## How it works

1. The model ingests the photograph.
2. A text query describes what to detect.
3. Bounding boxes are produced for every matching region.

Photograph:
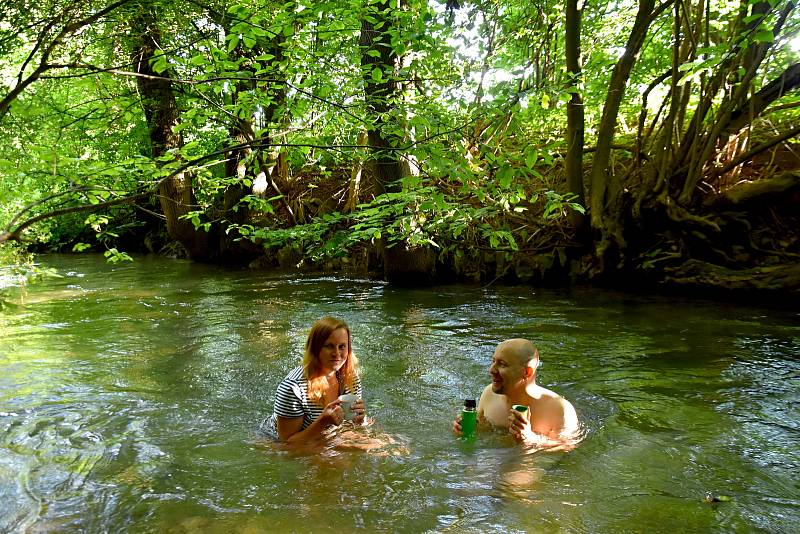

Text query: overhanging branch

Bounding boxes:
[1,191,152,244]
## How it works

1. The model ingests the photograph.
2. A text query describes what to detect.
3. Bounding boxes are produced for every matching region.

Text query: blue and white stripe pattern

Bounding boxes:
[261,366,362,439]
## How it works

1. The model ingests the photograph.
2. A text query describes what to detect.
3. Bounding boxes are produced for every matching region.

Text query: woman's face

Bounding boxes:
[317,327,350,374]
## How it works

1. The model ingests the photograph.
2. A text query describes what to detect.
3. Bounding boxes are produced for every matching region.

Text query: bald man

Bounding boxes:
[453,339,579,447]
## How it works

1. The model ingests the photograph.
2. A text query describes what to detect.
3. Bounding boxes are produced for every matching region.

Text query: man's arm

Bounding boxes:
[511,397,579,448]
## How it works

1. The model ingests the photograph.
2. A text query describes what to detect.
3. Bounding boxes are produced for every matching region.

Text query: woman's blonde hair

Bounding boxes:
[303,316,360,406]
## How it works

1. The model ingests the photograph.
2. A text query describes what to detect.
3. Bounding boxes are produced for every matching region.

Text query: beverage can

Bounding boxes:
[511,404,529,421]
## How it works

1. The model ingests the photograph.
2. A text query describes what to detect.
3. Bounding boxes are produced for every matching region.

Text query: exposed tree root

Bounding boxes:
[708,171,800,206]
[663,259,800,293]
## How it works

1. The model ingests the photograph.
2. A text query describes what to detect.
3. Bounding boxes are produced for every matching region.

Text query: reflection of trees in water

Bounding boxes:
[5,256,800,532]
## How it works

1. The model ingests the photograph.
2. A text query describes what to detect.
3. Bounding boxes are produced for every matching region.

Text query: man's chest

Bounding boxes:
[483,401,511,428]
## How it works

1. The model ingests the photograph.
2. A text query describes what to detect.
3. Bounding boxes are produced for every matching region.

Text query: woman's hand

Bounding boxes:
[322,399,345,427]
[452,414,463,437]
[351,398,367,424]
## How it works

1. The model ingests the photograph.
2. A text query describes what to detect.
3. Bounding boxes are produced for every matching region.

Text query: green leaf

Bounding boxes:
[752,30,773,43]
[371,68,383,82]
[227,35,240,53]
[152,55,168,74]
[104,248,133,263]
[525,150,538,169]
[497,165,514,189]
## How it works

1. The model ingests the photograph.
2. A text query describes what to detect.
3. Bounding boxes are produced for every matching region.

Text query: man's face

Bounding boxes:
[488,343,527,395]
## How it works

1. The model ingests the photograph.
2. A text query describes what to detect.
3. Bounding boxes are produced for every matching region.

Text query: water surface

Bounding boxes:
[1,254,798,532]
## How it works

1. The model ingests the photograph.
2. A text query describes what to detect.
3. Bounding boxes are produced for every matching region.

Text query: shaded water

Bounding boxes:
[1,254,798,533]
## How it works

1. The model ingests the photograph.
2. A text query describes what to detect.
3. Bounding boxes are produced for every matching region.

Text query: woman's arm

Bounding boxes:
[277,399,344,443]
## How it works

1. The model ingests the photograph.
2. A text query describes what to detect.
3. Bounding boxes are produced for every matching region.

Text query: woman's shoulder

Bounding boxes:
[281,366,306,384]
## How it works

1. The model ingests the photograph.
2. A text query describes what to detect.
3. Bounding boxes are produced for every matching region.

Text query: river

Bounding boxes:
[1,254,798,532]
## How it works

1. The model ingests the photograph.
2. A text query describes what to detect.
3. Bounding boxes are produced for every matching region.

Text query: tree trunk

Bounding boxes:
[677,0,795,204]
[132,7,207,259]
[359,0,407,196]
[588,0,657,268]
[724,62,800,134]
[564,0,585,230]
[346,130,370,213]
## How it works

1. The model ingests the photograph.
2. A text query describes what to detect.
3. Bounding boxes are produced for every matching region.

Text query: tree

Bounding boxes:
[359,0,409,195]
[588,0,661,271]
[1,0,798,292]
[564,0,585,229]
[130,3,207,258]
[0,0,133,120]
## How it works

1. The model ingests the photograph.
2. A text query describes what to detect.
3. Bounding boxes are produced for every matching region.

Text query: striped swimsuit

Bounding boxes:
[261,366,363,439]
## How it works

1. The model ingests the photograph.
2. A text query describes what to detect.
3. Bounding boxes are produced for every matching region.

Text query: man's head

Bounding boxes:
[488,338,539,395]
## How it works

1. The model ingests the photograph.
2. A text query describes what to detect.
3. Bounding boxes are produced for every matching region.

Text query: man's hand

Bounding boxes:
[508,408,539,443]
[452,414,463,437]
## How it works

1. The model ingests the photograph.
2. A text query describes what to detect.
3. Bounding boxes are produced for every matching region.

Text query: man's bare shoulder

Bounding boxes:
[477,384,500,411]
[530,385,570,407]
[478,385,511,427]
[527,386,579,434]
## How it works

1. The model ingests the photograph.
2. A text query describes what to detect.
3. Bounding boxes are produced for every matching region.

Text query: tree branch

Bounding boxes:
[724,62,800,133]
[710,123,800,178]
[0,0,134,121]
[1,191,151,244]
[4,186,89,232]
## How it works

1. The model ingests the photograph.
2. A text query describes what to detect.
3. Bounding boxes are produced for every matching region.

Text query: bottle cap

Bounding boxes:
[464,398,476,409]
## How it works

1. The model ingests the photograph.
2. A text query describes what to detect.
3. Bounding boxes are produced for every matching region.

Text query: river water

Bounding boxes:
[1,254,798,533]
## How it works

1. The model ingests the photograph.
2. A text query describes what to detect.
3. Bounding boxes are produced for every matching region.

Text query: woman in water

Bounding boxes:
[262,316,366,443]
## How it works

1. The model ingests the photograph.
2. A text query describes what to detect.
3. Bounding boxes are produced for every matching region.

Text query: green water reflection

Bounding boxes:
[1,254,798,532]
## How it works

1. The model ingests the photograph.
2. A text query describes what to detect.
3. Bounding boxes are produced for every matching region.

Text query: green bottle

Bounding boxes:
[461,398,477,438]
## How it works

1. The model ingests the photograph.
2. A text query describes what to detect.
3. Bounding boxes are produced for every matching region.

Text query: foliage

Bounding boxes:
[0,0,798,285]
[0,243,61,309]
[231,170,584,262]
